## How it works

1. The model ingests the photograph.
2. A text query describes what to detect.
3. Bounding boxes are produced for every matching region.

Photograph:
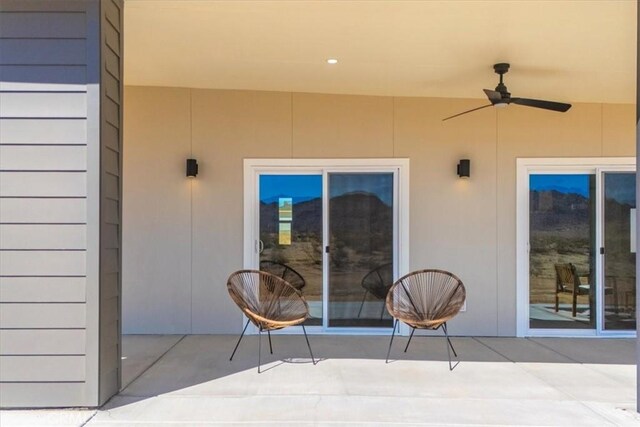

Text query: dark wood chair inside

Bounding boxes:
[554,263,617,318]
[554,263,591,318]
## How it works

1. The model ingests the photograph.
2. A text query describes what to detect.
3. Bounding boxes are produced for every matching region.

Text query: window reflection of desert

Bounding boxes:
[260,191,394,323]
[530,189,635,329]
[261,241,391,302]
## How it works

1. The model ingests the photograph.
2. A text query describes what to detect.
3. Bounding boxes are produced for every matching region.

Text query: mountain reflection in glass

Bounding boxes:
[529,174,596,329]
[259,175,323,325]
[328,173,394,328]
[603,172,636,330]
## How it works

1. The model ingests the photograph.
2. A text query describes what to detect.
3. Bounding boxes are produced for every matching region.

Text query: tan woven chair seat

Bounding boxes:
[243,304,307,330]
[390,310,446,330]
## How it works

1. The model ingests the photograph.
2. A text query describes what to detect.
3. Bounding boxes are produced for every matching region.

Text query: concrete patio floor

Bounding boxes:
[2,334,640,426]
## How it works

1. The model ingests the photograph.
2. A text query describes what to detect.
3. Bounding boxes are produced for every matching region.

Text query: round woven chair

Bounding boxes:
[385,269,466,370]
[259,260,306,291]
[227,270,316,372]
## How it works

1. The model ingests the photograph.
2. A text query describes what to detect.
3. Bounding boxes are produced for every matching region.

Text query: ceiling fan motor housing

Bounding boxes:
[493,63,511,100]
[494,82,510,99]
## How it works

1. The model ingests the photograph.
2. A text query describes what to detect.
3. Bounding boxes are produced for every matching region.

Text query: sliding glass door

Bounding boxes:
[259,174,324,325]
[249,160,407,333]
[602,172,636,331]
[520,159,636,336]
[528,173,596,330]
[327,173,394,328]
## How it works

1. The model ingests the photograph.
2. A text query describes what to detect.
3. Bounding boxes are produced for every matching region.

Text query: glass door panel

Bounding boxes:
[259,175,323,325]
[603,172,636,331]
[529,174,596,330]
[327,173,394,328]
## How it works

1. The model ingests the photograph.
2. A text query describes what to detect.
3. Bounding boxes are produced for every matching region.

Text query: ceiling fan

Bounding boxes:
[442,63,572,121]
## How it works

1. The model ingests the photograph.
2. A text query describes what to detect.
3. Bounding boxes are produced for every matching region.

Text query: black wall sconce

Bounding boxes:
[186,158,198,178]
[457,159,470,178]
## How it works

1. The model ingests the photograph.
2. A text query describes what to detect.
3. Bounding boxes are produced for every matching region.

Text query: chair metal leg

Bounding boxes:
[267,330,273,354]
[441,322,459,371]
[257,326,262,373]
[386,319,398,363]
[379,300,386,320]
[229,318,250,361]
[357,290,368,318]
[301,324,316,365]
[442,323,458,357]
[403,327,416,353]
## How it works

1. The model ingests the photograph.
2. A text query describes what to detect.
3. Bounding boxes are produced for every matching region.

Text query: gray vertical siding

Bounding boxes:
[99,0,123,404]
[0,0,122,407]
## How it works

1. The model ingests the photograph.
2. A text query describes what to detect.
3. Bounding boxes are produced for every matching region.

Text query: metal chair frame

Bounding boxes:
[385,319,459,370]
[229,318,316,374]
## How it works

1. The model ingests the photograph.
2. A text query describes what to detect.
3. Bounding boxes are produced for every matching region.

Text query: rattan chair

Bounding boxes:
[259,260,306,291]
[385,269,466,370]
[357,263,394,319]
[227,270,316,373]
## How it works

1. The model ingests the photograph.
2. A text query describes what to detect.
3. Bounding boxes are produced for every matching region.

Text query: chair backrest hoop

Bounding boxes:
[226,270,309,327]
[386,269,466,327]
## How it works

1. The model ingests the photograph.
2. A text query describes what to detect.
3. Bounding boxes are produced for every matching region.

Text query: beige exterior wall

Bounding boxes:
[123,86,635,336]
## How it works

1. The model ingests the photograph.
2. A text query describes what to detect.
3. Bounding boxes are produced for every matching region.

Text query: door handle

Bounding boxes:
[258,240,264,254]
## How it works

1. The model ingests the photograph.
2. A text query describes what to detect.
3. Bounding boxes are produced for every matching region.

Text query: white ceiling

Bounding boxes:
[124,0,637,104]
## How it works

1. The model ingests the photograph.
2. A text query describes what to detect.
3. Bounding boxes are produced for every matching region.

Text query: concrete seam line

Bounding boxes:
[105,335,188,405]
[471,337,514,363]
[525,337,582,364]
[78,410,99,427]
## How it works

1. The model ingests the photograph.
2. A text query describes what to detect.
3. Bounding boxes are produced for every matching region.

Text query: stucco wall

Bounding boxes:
[122,86,635,336]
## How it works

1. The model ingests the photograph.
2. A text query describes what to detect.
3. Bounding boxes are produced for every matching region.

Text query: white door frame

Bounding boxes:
[243,158,410,335]
[516,157,636,337]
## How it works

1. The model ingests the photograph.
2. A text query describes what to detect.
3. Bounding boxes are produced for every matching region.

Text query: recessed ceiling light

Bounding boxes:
[327,58,338,64]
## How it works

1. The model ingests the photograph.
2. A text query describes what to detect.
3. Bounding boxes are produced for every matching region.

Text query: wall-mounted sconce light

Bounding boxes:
[186,158,198,178]
[457,159,470,178]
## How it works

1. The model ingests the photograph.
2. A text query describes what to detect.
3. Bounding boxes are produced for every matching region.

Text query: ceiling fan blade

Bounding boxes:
[511,97,571,112]
[483,89,503,104]
[442,104,493,122]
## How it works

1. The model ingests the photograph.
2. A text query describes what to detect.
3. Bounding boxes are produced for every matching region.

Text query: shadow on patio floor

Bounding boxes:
[115,334,636,400]
[84,335,640,425]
